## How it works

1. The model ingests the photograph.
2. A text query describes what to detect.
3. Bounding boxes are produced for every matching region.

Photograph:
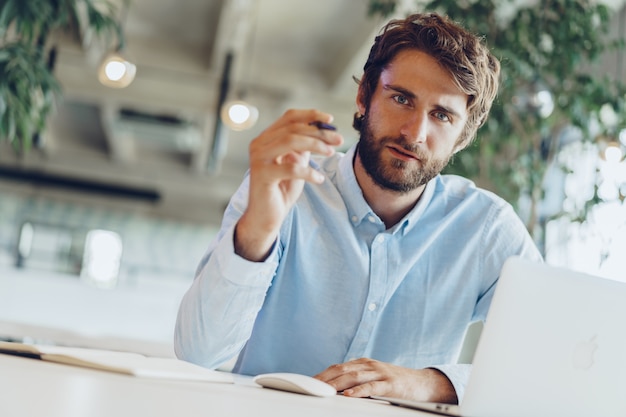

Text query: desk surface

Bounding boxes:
[0,354,430,417]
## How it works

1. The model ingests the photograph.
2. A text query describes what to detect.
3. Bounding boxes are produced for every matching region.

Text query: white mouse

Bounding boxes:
[253,372,337,397]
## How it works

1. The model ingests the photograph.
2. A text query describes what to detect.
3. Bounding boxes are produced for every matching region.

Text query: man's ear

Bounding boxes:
[356,85,366,116]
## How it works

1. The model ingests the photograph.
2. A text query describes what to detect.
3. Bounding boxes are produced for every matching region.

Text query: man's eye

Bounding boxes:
[434,112,450,122]
[393,95,409,105]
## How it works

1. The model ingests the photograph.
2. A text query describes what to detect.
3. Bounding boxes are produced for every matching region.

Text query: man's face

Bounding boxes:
[356,49,469,194]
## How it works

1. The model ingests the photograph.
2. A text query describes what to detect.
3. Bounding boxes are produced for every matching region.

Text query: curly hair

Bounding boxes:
[353,12,500,147]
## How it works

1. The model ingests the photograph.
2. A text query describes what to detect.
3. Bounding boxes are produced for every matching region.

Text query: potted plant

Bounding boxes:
[0,0,125,153]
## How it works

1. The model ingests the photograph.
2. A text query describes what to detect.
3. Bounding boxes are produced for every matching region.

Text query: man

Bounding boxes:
[175,12,542,404]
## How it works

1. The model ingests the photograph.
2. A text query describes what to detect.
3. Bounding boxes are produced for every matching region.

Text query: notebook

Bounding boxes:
[0,341,233,383]
[374,256,626,417]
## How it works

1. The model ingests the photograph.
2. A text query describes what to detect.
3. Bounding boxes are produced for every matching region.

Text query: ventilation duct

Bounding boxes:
[111,109,203,152]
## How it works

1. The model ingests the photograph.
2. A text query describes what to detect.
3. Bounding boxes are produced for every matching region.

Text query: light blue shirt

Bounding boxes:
[175,144,542,401]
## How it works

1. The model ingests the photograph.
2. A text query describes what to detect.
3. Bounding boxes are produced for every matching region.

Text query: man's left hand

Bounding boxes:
[314,358,458,404]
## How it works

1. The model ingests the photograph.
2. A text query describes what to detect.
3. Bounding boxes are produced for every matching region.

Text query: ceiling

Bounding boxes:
[0,0,624,225]
[0,0,389,224]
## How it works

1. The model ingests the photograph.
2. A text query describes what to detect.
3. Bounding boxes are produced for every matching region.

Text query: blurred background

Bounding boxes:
[0,0,624,357]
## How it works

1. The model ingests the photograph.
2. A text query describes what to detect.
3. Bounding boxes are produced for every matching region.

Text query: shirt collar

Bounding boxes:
[335,143,437,234]
[336,144,371,226]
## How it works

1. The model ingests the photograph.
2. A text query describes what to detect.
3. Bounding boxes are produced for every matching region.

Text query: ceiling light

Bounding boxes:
[98,51,136,89]
[220,99,258,131]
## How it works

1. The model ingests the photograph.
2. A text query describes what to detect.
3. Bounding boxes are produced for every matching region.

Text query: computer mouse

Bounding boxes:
[253,372,337,397]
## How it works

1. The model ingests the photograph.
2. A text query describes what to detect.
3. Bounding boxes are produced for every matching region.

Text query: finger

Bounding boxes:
[276,150,310,166]
[327,370,385,393]
[272,108,335,130]
[315,361,382,392]
[314,358,372,382]
[263,109,342,149]
[251,129,340,163]
[314,362,351,382]
[343,380,391,398]
[308,120,337,131]
[255,155,325,184]
[305,122,343,148]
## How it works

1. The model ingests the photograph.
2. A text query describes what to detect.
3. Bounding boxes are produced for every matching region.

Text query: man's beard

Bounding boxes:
[358,114,451,193]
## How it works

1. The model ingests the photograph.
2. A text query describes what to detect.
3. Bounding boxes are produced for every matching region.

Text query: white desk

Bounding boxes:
[0,354,431,417]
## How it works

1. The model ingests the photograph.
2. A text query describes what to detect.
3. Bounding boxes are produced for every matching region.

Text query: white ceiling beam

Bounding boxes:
[327,0,420,95]
[191,0,258,173]
[101,104,136,164]
[326,22,384,96]
[54,46,217,113]
[209,0,258,76]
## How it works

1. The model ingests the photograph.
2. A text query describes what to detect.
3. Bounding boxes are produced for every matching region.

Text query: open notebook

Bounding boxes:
[0,341,233,383]
[374,256,626,417]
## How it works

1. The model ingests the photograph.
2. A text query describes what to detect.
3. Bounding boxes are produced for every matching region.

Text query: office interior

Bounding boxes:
[1,0,625,359]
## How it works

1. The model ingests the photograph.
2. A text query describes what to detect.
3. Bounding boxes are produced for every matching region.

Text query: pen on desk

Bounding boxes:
[309,121,337,131]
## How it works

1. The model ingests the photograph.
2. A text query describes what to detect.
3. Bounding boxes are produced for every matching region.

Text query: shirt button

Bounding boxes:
[375,235,385,243]
[351,215,358,223]
[368,302,377,311]
[367,215,376,223]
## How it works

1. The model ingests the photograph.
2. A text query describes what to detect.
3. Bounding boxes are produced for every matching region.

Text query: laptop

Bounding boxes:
[373,256,626,417]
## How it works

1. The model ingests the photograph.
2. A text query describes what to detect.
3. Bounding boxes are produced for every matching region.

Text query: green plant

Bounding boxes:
[0,0,124,153]
[368,0,626,238]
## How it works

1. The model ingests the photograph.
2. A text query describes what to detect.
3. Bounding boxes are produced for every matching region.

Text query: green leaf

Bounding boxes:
[0,0,125,151]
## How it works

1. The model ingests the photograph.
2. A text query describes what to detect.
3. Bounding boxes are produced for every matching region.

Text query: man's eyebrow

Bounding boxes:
[384,83,463,119]
[385,84,416,100]
[433,104,462,120]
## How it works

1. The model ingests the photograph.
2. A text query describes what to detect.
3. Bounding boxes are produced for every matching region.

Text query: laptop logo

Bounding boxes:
[572,335,598,370]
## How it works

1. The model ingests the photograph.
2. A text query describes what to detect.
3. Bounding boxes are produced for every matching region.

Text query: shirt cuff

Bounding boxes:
[212,224,279,288]
[429,364,472,404]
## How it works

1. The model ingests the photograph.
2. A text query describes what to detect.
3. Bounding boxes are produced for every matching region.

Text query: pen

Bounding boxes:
[309,121,337,131]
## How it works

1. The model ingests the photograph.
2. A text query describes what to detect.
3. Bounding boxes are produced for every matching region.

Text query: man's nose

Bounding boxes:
[400,112,428,143]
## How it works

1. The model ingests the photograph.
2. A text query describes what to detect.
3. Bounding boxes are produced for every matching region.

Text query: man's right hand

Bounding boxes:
[234,109,344,262]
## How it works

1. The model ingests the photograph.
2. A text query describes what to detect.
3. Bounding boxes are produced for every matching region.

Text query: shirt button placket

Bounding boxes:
[344,232,387,361]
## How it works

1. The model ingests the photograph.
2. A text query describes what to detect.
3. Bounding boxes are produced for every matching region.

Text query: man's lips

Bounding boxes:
[387,144,419,161]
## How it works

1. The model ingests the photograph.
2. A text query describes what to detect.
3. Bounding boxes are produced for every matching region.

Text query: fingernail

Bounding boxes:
[313,171,325,183]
